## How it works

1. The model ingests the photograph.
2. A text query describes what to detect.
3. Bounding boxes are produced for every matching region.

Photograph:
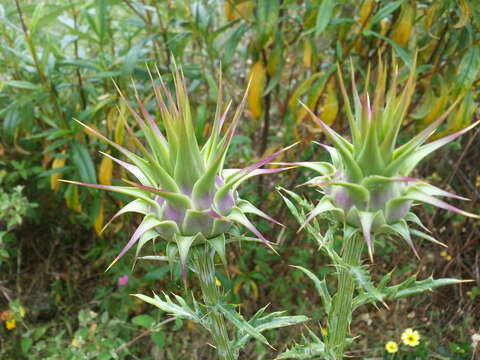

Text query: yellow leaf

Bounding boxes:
[391,3,415,47]
[65,184,82,213]
[295,78,326,124]
[288,72,323,112]
[71,337,81,348]
[318,79,338,126]
[19,306,26,318]
[454,0,471,28]
[248,61,266,119]
[359,0,375,26]
[50,155,66,191]
[224,1,235,21]
[98,154,113,186]
[303,38,313,68]
[115,106,126,146]
[106,107,117,133]
[82,124,100,138]
[380,18,391,36]
[94,200,105,236]
[249,280,259,300]
[187,320,196,329]
[224,0,254,21]
[424,3,440,31]
[423,86,448,126]
[233,280,242,294]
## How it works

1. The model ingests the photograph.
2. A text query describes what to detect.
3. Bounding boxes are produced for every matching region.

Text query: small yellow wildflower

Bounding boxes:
[401,328,420,347]
[5,318,16,330]
[385,340,398,353]
[440,251,452,261]
[215,278,221,286]
[320,327,328,337]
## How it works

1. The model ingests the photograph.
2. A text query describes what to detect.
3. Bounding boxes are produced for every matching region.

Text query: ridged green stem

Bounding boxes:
[191,247,235,360]
[327,234,364,358]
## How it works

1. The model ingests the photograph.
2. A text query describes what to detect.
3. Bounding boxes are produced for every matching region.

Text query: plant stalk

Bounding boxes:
[191,247,235,360]
[326,234,364,358]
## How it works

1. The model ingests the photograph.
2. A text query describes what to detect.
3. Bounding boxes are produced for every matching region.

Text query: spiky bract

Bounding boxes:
[299,59,479,259]
[63,67,289,279]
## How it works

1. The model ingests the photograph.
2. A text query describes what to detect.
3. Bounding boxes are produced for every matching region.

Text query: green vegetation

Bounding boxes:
[1,0,479,359]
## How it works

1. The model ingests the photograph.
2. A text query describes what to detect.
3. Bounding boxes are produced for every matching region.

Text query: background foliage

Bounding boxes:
[1,0,479,358]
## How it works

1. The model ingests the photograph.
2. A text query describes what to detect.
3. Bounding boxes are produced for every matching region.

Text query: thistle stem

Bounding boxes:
[191,247,235,360]
[327,234,364,358]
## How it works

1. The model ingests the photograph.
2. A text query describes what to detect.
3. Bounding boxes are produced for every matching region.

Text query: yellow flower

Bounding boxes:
[215,278,221,286]
[385,340,398,353]
[5,318,16,330]
[401,328,420,347]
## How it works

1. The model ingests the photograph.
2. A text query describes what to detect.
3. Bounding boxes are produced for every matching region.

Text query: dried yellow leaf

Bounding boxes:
[248,61,266,119]
[391,3,414,47]
[98,154,113,186]
[50,156,66,191]
[94,199,105,236]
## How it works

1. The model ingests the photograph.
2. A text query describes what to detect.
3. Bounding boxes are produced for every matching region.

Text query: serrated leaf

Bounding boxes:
[392,276,465,299]
[216,303,269,345]
[348,265,384,305]
[133,293,200,322]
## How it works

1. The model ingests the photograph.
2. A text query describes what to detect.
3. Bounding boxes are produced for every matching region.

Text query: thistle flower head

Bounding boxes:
[63,67,289,280]
[299,59,479,260]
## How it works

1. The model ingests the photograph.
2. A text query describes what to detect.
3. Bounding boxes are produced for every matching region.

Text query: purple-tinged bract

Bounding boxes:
[298,59,479,260]
[62,67,291,280]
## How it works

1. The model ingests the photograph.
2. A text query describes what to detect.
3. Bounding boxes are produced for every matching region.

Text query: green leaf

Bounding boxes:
[132,314,155,328]
[151,331,165,348]
[216,303,269,345]
[348,265,384,305]
[256,0,280,48]
[276,328,327,359]
[362,29,412,68]
[222,23,248,67]
[5,81,42,91]
[253,315,308,333]
[392,276,465,299]
[21,338,33,353]
[133,293,200,322]
[456,45,480,91]
[70,141,96,184]
[370,0,404,25]
[314,0,335,37]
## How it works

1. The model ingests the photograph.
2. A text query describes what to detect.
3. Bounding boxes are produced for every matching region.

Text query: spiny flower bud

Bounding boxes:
[295,58,479,260]
[62,67,291,282]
